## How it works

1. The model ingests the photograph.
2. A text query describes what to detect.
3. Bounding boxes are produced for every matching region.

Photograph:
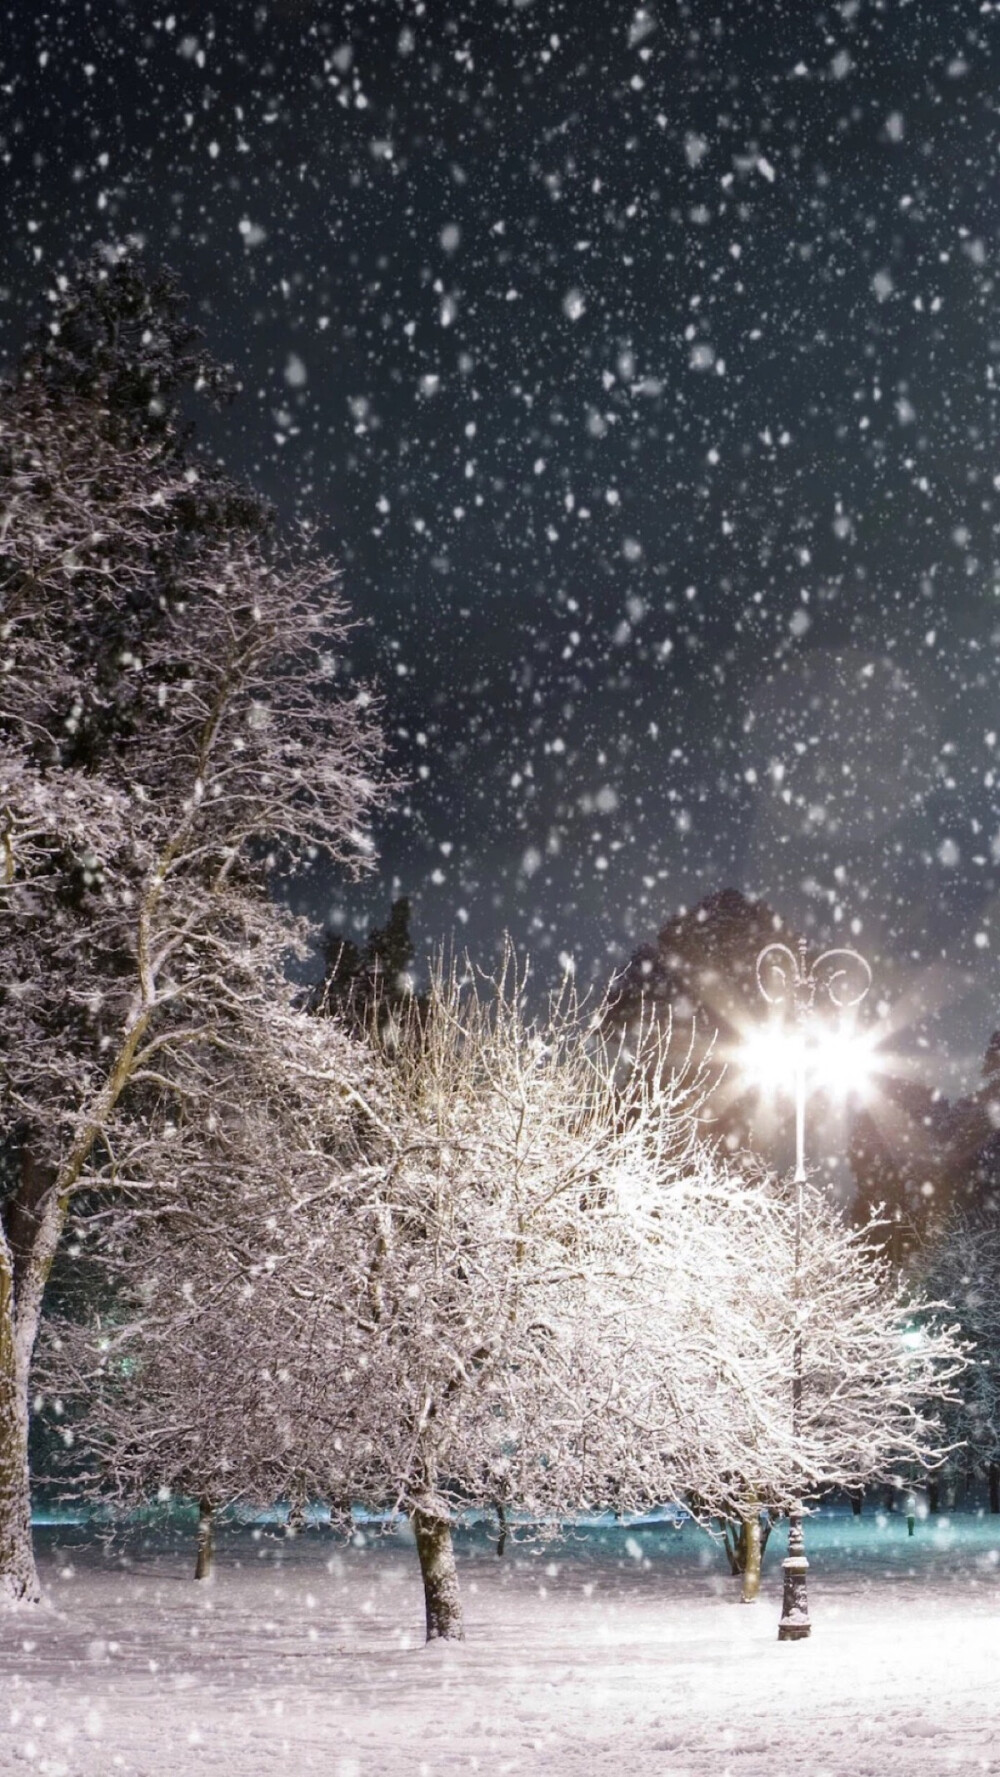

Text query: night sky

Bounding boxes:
[4,0,1000,1089]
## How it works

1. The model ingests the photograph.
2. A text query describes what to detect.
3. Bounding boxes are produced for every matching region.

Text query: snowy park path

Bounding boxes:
[2,1513,999,1777]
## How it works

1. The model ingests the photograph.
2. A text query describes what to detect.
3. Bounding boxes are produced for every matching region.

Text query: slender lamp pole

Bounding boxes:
[755,935,872,1642]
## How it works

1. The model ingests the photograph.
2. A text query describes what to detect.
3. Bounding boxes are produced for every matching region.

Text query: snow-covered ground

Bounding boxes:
[2,1509,999,1776]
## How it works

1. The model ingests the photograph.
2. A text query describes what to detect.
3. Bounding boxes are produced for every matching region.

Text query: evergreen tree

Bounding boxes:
[316,896,417,1032]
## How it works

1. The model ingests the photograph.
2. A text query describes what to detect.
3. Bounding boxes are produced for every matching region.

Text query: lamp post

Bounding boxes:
[754,935,873,1642]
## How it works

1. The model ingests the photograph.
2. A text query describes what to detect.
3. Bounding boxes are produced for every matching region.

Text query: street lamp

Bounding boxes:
[752,935,874,1642]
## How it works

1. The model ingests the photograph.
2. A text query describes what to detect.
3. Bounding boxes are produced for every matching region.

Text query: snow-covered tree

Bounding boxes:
[914,1210,1000,1509]
[36,1010,377,1576]
[0,250,387,1603]
[321,960,698,1636]
[694,1173,968,1602]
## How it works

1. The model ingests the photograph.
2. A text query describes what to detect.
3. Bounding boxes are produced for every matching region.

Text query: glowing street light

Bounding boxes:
[751,935,875,1643]
[741,1017,882,1136]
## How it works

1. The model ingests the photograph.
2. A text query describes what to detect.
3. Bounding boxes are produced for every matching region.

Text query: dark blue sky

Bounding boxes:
[4,0,1000,1087]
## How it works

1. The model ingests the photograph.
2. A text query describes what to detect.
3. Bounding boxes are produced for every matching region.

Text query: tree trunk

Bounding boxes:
[989,1463,1000,1515]
[412,1500,464,1642]
[0,1023,152,1603]
[927,1478,940,1515]
[740,1510,762,1604]
[849,1488,863,1517]
[0,1252,40,1606]
[194,1498,215,1581]
[0,1397,38,1606]
[286,1484,307,1537]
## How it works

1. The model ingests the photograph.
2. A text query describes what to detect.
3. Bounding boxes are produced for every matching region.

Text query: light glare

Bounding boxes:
[741,1024,801,1099]
[814,1023,882,1102]
[741,1019,882,1105]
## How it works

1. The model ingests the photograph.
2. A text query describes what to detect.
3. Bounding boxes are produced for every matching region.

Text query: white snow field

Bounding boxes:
[2,1510,999,1777]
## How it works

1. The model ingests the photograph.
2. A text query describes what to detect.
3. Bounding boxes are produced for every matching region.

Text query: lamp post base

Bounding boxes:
[777,1502,811,1641]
